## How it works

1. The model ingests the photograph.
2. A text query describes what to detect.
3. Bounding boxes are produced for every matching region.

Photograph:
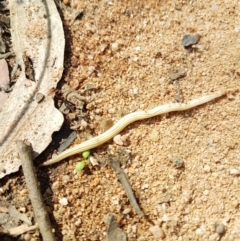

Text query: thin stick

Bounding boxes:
[108,155,144,216]
[16,140,57,241]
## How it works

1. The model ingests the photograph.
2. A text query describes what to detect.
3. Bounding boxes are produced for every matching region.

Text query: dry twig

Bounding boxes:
[108,155,144,216]
[16,140,57,241]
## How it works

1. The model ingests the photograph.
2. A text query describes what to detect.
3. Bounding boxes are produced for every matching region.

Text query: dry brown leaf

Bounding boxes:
[0,0,65,178]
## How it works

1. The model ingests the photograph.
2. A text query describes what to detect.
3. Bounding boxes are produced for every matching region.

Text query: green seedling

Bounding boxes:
[75,161,86,172]
[82,150,90,159]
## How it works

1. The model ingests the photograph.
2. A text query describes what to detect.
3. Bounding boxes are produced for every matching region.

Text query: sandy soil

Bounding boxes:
[2,0,240,240]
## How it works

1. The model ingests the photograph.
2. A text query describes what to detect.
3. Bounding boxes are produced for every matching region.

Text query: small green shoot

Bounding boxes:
[82,150,90,159]
[75,161,86,172]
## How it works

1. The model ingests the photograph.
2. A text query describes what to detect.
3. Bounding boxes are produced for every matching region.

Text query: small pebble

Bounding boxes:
[108,107,115,114]
[133,87,138,95]
[229,168,239,175]
[141,184,149,189]
[207,137,213,145]
[169,68,186,81]
[19,207,26,213]
[211,4,218,11]
[89,156,99,166]
[149,129,160,142]
[74,220,82,226]
[45,188,53,195]
[173,157,184,168]
[112,199,119,205]
[20,189,28,195]
[149,225,166,240]
[90,177,100,187]
[135,46,140,51]
[132,225,137,233]
[215,223,225,235]
[133,56,138,62]
[35,92,45,103]
[182,34,201,47]
[80,119,88,128]
[203,190,209,195]
[52,181,59,190]
[23,233,31,241]
[113,134,124,145]
[182,224,189,232]
[62,175,70,184]
[59,197,68,206]
[209,233,219,241]
[63,0,69,5]
[111,42,119,51]
[122,208,131,214]
[59,103,70,114]
[203,165,211,172]
[196,227,205,236]
[162,214,169,222]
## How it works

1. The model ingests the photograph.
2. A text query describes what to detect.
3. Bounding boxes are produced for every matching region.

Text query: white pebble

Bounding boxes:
[62,175,70,184]
[89,156,99,166]
[203,190,209,195]
[209,233,219,241]
[131,225,137,233]
[74,220,82,226]
[149,129,160,142]
[196,227,205,236]
[235,26,240,33]
[122,208,131,214]
[182,224,189,231]
[149,225,166,239]
[135,46,141,51]
[133,87,138,95]
[113,134,124,145]
[108,108,115,114]
[215,223,225,234]
[112,199,119,205]
[20,189,28,195]
[207,137,213,145]
[195,228,202,235]
[229,168,239,175]
[59,197,68,206]
[111,42,119,51]
[52,181,59,190]
[141,184,149,189]
[80,119,88,128]
[211,172,218,178]
[19,207,26,213]
[203,165,211,172]
[162,214,169,222]
[133,56,138,62]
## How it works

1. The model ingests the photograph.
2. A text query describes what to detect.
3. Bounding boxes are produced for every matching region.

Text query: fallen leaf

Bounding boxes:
[0,0,65,178]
